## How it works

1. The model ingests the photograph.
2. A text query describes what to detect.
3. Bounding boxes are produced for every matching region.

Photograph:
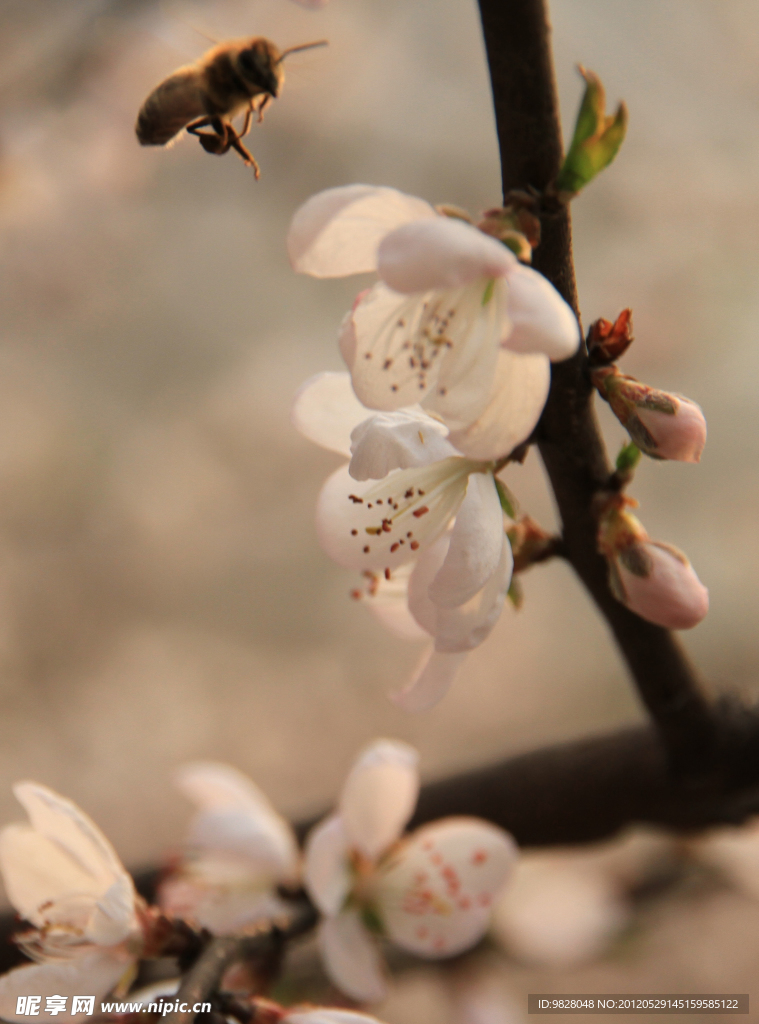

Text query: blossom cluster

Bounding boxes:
[0,744,516,1017]
[5,760,759,1016]
[289,186,712,706]
[289,184,581,709]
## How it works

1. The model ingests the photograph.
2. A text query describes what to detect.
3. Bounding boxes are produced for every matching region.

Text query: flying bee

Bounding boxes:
[135,36,327,178]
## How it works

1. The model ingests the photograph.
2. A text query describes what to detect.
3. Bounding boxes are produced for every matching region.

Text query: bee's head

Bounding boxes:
[237,38,283,97]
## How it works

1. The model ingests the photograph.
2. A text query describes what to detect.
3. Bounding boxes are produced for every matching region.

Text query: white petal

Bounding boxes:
[176,763,299,881]
[317,913,387,1004]
[0,785,133,929]
[304,815,352,916]
[405,537,453,638]
[292,373,371,458]
[85,874,137,946]
[185,808,298,881]
[0,951,129,1023]
[285,1011,385,1024]
[377,219,515,294]
[447,349,550,461]
[408,534,512,654]
[491,856,628,968]
[182,885,291,936]
[13,783,125,887]
[428,473,504,608]
[374,818,517,957]
[160,873,287,936]
[361,564,430,642]
[288,185,436,278]
[339,308,358,367]
[368,600,430,642]
[315,460,471,573]
[349,410,455,481]
[176,761,276,812]
[348,280,506,429]
[433,547,511,654]
[502,264,580,361]
[339,740,419,859]
[390,648,467,713]
[0,826,103,927]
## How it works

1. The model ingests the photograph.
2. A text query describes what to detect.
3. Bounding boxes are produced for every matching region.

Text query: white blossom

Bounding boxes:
[288,185,577,439]
[304,740,517,1003]
[293,372,514,710]
[491,830,672,968]
[159,763,300,934]
[0,784,145,1023]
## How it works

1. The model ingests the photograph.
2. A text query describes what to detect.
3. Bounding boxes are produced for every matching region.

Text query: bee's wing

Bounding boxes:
[135,65,207,146]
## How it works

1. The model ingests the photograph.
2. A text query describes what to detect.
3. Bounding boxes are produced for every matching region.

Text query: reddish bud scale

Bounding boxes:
[587,309,633,365]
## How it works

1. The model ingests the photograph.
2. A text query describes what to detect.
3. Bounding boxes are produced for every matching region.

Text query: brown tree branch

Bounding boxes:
[411,713,759,844]
[166,901,317,1024]
[476,0,719,769]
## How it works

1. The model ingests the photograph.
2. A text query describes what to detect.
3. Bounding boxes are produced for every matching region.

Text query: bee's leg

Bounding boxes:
[255,95,272,125]
[186,115,232,156]
[239,106,253,138]
[187,114,259,175]
[226,129,261,179]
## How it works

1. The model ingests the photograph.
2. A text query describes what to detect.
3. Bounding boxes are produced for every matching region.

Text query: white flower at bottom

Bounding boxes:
[159,762,300,934]
[0,784,145,1023]
[492,855,628,968]
[288,185,577,436]
[304,740,517,1003]
[491,830,672,968]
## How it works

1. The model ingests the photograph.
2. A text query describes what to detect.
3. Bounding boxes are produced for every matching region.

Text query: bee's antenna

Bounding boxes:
[188,25,220,45]
[158,0,219,45]
[277,40,329,64]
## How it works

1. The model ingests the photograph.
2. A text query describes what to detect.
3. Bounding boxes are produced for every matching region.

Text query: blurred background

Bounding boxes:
[0,0,758,1019]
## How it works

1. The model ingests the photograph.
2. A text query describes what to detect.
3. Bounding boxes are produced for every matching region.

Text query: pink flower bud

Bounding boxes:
[611,541,709,630]
[592,367,707,463]
[636,396,706,463]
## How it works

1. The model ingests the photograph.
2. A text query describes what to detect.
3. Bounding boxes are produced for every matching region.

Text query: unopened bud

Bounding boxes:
[636,396,706,463]
[613,541,709,630]
[598,504,708,630]
[593,366,706,463]
[587,309,633,365]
